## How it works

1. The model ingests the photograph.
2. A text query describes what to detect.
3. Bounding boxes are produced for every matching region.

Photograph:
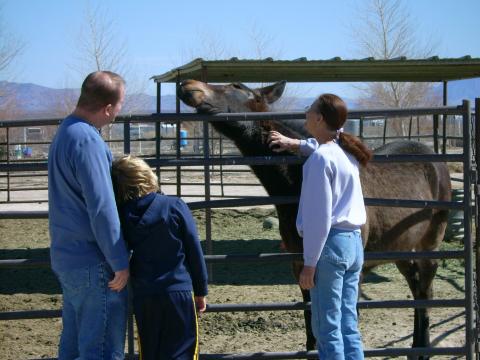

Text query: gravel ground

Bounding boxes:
[0,208,468,359]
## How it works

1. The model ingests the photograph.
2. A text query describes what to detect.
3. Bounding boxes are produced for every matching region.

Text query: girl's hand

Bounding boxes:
[268,131,300,153]
[299,265,316,290]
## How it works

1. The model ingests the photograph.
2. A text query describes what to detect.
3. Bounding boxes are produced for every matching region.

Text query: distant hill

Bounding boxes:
[0,81,191,119]
[0,81,358,119]
[0,79,478,120]
[0,81,79,119]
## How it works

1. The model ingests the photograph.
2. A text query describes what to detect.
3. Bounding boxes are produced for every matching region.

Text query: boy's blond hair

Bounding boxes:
[112,155,159,203]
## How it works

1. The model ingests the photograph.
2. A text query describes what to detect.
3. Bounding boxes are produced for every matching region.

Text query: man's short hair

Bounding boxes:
[77,71,125,112]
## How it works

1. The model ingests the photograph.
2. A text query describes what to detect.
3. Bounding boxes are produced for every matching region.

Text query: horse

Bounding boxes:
[177,79,451,357]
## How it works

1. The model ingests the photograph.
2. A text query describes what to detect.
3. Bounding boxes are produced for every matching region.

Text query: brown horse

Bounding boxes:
[177,79,451,356]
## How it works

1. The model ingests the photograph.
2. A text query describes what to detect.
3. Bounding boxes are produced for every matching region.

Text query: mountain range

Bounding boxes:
[1,79,479,120]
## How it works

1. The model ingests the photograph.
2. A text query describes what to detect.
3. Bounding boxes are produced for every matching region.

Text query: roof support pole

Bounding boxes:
[176,75,181,198]
[443,81,448,106]
[156,82,161,113]
[442,81,448,153]
[475,97,480,356]
[200,66,213,279]
[155,82,161,181]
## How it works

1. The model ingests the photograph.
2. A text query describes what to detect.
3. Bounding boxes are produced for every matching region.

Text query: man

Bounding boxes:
[48,71,130,360]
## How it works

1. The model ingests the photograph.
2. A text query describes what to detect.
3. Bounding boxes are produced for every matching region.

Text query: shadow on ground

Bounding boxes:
[206,239,296,285]
[0,239,399,293]
[0,248,60,295]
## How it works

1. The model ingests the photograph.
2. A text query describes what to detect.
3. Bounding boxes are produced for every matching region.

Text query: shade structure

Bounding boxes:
[151,56,480,84]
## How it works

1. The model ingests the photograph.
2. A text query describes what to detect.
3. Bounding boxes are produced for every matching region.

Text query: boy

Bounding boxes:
[112,155,208,360]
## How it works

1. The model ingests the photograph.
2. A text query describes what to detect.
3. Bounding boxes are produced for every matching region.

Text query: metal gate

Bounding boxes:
[0,100,479,359]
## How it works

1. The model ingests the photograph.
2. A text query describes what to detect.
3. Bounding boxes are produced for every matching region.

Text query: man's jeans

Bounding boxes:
[54,262,128,360]
[310,229,364,360]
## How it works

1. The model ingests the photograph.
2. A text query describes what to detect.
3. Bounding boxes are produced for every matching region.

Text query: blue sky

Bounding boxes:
[3,0,480,97]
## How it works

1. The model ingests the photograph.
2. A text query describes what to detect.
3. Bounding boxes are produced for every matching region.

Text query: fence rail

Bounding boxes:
[0,106,472,203]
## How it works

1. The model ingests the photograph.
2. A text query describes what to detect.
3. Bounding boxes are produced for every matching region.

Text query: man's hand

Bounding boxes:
[194,296,207,315]
[299,265,316,290]
[268,130,300,153]
[108,268,129,292]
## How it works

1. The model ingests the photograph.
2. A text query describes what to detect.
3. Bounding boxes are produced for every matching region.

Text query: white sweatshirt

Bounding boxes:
[296,139,366,267]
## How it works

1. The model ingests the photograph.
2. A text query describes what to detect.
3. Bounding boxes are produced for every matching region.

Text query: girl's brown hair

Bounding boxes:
[312,93,372,166]
[111,155,159,203]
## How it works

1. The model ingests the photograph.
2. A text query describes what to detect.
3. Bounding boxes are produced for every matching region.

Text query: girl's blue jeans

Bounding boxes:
[54,262,128,360]
[310,228,364,360]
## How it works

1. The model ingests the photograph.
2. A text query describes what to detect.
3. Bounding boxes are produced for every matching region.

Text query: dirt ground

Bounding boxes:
[0,207,468,360]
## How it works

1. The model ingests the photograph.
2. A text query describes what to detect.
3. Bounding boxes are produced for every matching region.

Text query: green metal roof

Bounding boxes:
[151,56,480,83]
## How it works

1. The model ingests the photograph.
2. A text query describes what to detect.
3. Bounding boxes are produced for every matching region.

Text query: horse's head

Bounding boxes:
[177,79,286,114]
[177,79,287,146]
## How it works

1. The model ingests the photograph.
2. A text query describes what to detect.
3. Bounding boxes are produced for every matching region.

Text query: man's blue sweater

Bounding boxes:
[48,115,129,272]
[120,192,208,297]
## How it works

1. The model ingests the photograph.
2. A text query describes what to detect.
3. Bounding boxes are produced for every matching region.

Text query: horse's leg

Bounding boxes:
[293,261,316,350]
[415,259,438,351]
[396,259,438,360]
[396,260,423,359]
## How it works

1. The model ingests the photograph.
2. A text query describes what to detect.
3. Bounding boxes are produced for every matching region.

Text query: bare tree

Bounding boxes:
[351,0,440,135]
[178,28,233,65]
[66,1,150,119]
[0,2,24,78]
[245,23,302,111]
[71,2,128,75]
[0,0,25,131]
[247,23,284,61]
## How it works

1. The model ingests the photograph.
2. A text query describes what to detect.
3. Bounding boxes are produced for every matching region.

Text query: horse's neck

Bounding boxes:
[211,121,300,195]
[210,121,247,142]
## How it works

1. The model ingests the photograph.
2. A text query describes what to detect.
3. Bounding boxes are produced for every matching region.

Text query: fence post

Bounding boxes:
[462,100,475,360]
[475,97,480,358]
[383,117,388,144]
[176,78,182,197]
[443,113,447,154]
[408,116,412,140]
[127,283,134,359]
[123,120,130,155]
[155,82,161,182]
[6,127,10,202]
[416,116,420,142]
[220,135,224,197]
[433,114,439,153]
[203,119,213,279]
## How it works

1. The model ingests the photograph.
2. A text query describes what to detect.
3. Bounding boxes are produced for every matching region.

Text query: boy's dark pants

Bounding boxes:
[134,291,198,360]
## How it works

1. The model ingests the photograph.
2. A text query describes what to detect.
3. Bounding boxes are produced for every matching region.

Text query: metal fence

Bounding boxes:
[0,101,478,359]
[0,109,469,204]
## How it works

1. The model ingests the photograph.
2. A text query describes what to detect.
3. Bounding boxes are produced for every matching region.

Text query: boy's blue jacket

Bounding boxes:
[120,192,208,297]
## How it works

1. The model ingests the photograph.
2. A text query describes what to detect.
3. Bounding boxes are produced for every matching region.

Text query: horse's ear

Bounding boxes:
[258,80,286,104]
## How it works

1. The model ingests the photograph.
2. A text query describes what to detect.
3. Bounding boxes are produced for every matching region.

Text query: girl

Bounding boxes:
[269,94,372,359]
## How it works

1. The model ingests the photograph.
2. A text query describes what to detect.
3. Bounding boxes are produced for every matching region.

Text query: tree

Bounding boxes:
[71,3,128,76]
[0,0,25,121]
[0,1,25,159]
[64,2,149,148]
[351,0,440,135]
[0,2,24,78]
[63,1,150,122]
